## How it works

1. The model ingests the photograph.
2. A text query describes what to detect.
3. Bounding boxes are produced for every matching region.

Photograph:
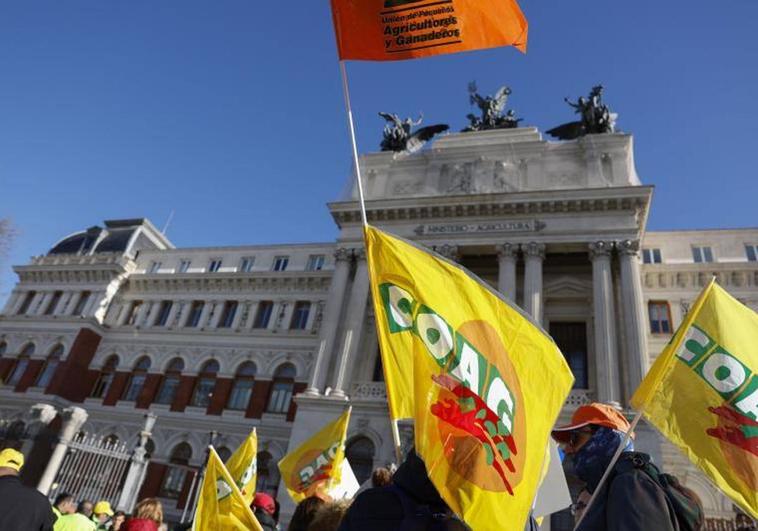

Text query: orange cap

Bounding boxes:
[551,403,632,443]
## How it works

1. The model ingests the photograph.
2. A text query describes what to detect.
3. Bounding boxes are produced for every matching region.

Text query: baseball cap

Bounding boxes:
[93,501,114,516]
[252,492,276,515]
[551,402,632,443]
[0,448,24,471]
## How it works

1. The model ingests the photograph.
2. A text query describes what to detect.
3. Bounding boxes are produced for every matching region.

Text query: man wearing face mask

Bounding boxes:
[552,403,680,531]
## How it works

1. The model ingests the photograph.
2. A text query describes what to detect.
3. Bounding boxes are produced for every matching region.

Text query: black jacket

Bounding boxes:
[577,452,679,531]
[253,507,277,531]
[0,475,56,531]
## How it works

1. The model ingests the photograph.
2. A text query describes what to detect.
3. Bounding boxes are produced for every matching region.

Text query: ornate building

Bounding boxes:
[1,128,756,527]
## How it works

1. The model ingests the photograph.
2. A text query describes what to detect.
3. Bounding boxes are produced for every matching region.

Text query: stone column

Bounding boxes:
[331,250,370,398]
[245,301,260,330]
[175,300,191,328]
[117,301,134,326]
[28,292,45,315]
[54,292,73,316]
[116,412,157,512]
[497,243,519,301]
[305,248,352,395]
[81,291,100,317]
[164,301,181,328]
[617,239,649,403]
[198,301,214,329]
[210,301,225,328]
[37,406,89,495]
[522,242,545,323]
[590,241,621,404]
[35,292,54,315]
[2,290,20,314]
[64,292,82,316]
[230,301,245,330]
[135,301,152,327]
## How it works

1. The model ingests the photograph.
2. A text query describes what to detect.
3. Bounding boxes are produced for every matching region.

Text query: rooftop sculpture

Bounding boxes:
[462,82,522,132]
[379,112,449,154]
[547,85,616,140]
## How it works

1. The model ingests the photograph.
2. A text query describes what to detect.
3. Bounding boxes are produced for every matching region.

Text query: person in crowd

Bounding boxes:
[112,511,126,530]
[92,500,114,530]
[251,492,278,531]
[737,513,757,531]
[53,492,98,531]
[289,496,326,531]
[53,493,77,520]
[78,500,94,519]
[309,499,351,531]
[552,402,693,531]
[122,497,163,531]
[370,467,392,488]
[338,448,470,531]
[0,447,56,530]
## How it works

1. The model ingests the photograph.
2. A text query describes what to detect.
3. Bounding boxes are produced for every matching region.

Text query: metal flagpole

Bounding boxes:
[572,409,644,530]
[338,60,369,228]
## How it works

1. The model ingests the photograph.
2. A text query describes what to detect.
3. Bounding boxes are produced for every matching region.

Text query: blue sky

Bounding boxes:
[1,0,757,302]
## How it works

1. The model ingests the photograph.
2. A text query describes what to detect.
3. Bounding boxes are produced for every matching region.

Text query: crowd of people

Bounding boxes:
[0,401,755,530]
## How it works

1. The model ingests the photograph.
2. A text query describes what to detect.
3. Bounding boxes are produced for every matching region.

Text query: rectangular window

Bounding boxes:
[290,301,311,330]
[208,259,223,273]
[17,291,36,315]
[6,359,29,386]
[253,301,274,329]
[746,245,758,262]
[549,322,589,389]
[692,246,714,263]
[306,255,325,271]
[148,261,161,274]
[154,376,180,405]
[191,378,215,407]
[122,375,146,402]
[272,256,289,272]
[90,373,113,399]
[186,301,204,328]
[44,291,63,315]
[160,467,187,499]
[73,291,91,316]
[239,257,255,273]
[227,380,254,411]
[155,301,173,327]
[178,259,191,273]
[127,301,143,325]
[218,301,238,328]
[642,248,662,264]
[648,301,672,334]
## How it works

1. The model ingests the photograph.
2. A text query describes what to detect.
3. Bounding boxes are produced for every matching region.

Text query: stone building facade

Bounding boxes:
[1,128,756,526]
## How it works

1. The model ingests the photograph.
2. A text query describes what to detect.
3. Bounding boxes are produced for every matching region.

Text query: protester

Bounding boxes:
[92,500,115,529]
[552,402,697,531]
[337,448,470,530]
[112,511,126,530]
[309,499,351,531]
[370,467,392,488]
[79,500,95,519]
[0,447,57,530]
[251,492,278,531]
[122,498,163,531]
[53,493,77,520]
[289,496,326,531]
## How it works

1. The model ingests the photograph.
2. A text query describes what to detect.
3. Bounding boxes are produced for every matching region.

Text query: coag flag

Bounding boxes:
[632,281,758,518]
[330,0,527,61]
[225,428,258,505]
[192,446,263,531]
[365,226,574,530]
[278,408,351,503]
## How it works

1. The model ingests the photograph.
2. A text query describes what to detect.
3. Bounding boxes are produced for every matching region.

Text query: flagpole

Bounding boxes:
[390,419,403,464]
[572,409,644,530]
[338,60,369,228]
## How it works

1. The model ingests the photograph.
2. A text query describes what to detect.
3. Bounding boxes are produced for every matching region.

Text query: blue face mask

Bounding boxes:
[572,427,634,492]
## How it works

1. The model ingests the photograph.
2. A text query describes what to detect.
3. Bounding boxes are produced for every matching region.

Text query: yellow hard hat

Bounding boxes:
[0,448,24,471]
[93,501,114,516]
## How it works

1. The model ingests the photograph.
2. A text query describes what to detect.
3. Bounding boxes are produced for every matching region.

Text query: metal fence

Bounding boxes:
[705,519,737,531]
[48,433,132,506]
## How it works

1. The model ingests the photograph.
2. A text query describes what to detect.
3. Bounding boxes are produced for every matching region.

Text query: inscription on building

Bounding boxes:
[414,220,546,235]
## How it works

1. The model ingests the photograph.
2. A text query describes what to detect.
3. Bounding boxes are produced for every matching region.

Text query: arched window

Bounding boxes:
[122,356,151,402]
[35,344,64,388]
[255,451,279,495]
[160,442,193,499]
[91,355,119,398]
[216,446,232,462]
[155,357,184,405]
[227,362,257,411]
[191,360,219,407]
[6,343,34,386]
[345,436,376,485]
[266,363,296,414]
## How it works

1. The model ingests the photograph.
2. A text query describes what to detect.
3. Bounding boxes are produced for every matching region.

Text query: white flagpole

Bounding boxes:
[338,60,369,228]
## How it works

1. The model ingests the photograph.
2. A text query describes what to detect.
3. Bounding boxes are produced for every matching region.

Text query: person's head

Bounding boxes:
[133,497,163,524]
[371,467,393,488]
[112,510,126,530]
[252,492,276,518]
[308,500,351,531]
[93,500,114,522]
[552,402,632,455]
[0,448,24,477]
[289,496,326,531]
[78,500,94,517]
[54,493,76,515]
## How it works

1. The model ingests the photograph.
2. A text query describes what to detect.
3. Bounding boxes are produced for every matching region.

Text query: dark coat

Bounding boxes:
[0,475,57,531]
[253,507,277,531]
[577,452,679,531]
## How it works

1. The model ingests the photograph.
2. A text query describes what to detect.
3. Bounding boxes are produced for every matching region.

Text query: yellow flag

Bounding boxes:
[225,428,258,505]
[192,446,263,531]
[278,408,351,503]
[632,281,758,518]
[365,226,574,531]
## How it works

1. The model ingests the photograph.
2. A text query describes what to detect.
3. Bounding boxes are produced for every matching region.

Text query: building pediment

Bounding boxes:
[544,276,592,299]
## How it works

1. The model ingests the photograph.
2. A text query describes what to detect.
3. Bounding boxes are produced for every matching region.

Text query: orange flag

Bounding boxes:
[330,0,528,61]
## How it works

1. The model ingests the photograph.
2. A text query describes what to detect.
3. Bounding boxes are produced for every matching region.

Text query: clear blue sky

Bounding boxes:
[1,0,757,302]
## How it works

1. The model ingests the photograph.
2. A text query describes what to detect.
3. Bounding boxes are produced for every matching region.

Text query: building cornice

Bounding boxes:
[126,270,333,295]
[642,263,758,290]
